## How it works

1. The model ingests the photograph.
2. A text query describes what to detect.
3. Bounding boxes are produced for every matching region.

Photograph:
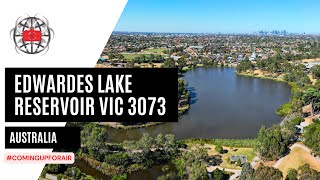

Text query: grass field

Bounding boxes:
[122,54,152,60]
[122,53,168,61]
[278,146,320,178]
[143,48,167,54]
[199,144,255,170]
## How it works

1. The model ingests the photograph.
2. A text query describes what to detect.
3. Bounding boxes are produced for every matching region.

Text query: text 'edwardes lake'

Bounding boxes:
[105,68,292,142]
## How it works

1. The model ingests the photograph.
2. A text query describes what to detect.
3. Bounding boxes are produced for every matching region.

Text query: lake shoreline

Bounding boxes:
[99,67,292,131]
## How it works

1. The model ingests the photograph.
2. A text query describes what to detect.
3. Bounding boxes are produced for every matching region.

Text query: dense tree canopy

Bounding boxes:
[304,120,320,155]
[81,123,108,161]
[253,165,283,180]
[255,125,289,160]
[239,162,254,180]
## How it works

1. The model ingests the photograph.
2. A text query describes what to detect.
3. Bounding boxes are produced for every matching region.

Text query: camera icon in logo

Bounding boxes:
[10,15,54,55]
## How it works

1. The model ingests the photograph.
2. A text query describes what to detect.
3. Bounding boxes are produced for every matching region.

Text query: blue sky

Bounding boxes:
[114,0,320,34]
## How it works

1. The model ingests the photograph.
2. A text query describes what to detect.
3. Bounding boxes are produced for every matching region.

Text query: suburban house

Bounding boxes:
[229,155,247,166]
[296,121,310,134]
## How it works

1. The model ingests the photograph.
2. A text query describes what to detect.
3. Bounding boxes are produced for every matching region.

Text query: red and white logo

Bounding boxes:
[10,15,54,55]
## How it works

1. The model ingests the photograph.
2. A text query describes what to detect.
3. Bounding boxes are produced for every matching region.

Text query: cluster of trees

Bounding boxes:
[161,58,176,68]
[123,133,179,167]
[302,87,320,114]
[131,54,165,63]
[237,59,312,88]
[283,64,310,87]
[285,164,320,180]
[182,138,257,148]
[311,65,320,79]
[255,125,293,161]
[240,162,320,180]
[240,163,282,180]
[173,146,210,180]
[304,120,320,155]
[40,165,96,180]
[178,78,189,98]
[236,60,254,72]
[81,123,109,161]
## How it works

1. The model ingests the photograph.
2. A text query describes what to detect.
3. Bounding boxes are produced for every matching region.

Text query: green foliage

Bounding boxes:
[124,133,178,167]
[40,168,47,178]
[283,64,310,87]
[255,125,289,160]
[178,78,189,98]
[215,145,224,154]
[285,168,298,180]
[304,122,320,155]
[161,58,176,68]
[284,117,304,134]
[253,165,283,180]
[81,123,108,161]
[212,168,229,180]
[298,164,320,180]
[172,158,186,178]
[189,162,208,180]
[302,87,320,114]
[276,102,292,116]
[104,152,130,167]
[236,159,242,167]
[57,174,64,180]
[111,173,127,180]
[239,162,254,180]
[311,65,320,79]
[173,146,208,179]
[64,167,82,179]
[157,172,176,180]
[45,164,67,174]
[80,175,97,180]
[237,60,254,72]
[181,138,257,148]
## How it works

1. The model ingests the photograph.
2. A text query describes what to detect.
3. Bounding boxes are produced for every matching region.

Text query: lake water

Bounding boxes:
[104,68,292,143]
[77,68,292,179]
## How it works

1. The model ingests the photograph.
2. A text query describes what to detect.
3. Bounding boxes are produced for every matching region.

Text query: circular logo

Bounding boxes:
[10,15,54,55]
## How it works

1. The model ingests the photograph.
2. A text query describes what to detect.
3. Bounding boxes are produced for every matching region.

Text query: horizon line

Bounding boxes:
[113,30,320,35]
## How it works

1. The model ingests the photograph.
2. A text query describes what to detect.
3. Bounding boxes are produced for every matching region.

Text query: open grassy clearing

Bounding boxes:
[188,143,255,170]
[278,146,320,178]
[143,48,168,54]
[122,53,169,61]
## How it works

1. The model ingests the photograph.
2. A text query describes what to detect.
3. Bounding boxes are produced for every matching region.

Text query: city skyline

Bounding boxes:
[115,0,320,34]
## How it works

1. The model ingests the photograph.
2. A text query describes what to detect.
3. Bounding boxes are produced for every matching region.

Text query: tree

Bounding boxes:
[173,146,208,179]
[64,167,82,179]
[304,121,320,155]
[212,168,229,180]
[311,65,320,79]
[111,174,127,180]
[236,60,253,72]
[239,162,254,180]
[104,152,130,167]
[215,145,224,154]
[80,175,97,180]
[81,123,108,160]
[285,168,298,180]
[157,172,176,180]
[253,165,282,180]
[189,162,208,180]
[255,125,288,160]
[302,88,320,114]
[236,159,242,167]
[298,164,320,180]
[161,58,176,68]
